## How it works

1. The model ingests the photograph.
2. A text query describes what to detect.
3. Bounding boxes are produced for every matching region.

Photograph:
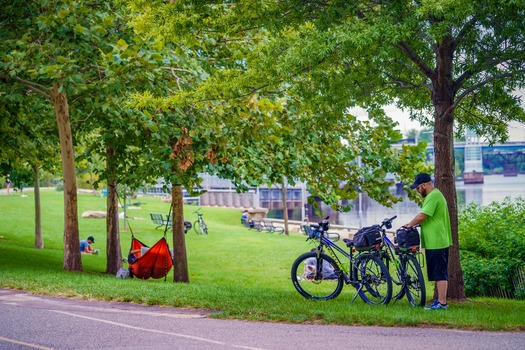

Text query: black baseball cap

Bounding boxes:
[409,173,432,189]
[88,236,95,243]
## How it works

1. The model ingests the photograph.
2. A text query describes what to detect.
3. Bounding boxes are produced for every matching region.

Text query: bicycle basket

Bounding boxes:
[353,225,382,251]
[395,227,420,248]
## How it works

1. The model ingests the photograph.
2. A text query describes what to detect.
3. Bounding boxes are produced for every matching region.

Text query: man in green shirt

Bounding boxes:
[404,173,452,310]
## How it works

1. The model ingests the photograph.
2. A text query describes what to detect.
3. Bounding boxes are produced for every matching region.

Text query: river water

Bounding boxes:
[320,174,525,229]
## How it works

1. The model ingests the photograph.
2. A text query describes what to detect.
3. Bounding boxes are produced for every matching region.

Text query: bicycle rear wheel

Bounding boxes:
[403,254,426,307]
[353,254,392,305]
[193,220,203,234]
[201,220,208,234]
[291,252,344,300]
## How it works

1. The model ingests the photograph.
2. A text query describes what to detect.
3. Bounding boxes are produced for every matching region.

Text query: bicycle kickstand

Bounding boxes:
[351,282,364,304]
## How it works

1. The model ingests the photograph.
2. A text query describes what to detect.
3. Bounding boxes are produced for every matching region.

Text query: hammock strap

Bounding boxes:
[111,184,135,238]
[163,202,173,238]
[164,203,174,281]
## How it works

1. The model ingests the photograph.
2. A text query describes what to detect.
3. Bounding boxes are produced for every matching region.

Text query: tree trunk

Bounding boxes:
[432,42,466,300]
[172,184,189,282]
[33,164,44,249]
[281,177,289,235]
[105,147,122,275]
[51,83,82,272]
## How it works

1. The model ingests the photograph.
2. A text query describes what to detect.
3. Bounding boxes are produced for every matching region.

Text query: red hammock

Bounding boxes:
[129,237,173,280]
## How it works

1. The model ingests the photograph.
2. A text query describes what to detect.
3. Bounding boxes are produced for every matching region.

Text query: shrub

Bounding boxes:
[459,197,525,299]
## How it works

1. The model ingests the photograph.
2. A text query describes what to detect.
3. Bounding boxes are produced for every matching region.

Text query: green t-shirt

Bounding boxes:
[420,188,453,249]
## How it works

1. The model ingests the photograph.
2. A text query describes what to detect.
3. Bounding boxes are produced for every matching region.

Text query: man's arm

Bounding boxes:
[83,244,95,254]
[405,213,428,228]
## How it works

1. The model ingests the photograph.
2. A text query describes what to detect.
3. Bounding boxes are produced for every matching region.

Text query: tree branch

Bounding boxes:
[453,15,478,50]
[455,54,520,91]
[397,42,434,79]
[161,67,195,75]
[383,71,431,90]
[12,77,52,99]
[71,110,94,125]
[453,71,518,109]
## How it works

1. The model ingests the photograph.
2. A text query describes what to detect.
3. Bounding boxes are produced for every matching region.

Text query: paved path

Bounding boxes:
[0,289,524,350]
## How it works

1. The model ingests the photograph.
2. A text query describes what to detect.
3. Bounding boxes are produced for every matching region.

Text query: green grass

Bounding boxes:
[1,189,524,331]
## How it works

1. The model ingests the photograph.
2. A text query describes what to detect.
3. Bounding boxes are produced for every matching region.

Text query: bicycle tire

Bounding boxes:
[353,254,392,305]
[291,252,344,300]
[201,220,208,234]
[381,248,404,302]
[403,254,426,307]
[193,220,203,234]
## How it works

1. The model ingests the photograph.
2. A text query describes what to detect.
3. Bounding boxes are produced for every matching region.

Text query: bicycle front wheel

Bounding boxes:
[353,254,392,305]
[403,254,426,307]
[193,220,203,234]
[291,252,344,300]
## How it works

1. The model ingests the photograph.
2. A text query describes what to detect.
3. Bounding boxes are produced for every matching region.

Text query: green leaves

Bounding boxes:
[459,197,525,298]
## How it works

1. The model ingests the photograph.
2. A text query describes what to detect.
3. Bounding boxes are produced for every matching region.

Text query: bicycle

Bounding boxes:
[193,208,208,235]
[375,216,426,307]
[291,217,392,305]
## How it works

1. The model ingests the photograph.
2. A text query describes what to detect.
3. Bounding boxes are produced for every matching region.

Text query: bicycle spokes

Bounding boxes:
[354,255,392,305]
[291,252,344,300]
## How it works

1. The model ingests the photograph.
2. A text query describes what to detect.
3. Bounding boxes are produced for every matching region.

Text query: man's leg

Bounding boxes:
[436,280,448,305]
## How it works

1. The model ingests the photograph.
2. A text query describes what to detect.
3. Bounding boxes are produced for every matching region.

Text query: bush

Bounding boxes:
[459,197,525,299]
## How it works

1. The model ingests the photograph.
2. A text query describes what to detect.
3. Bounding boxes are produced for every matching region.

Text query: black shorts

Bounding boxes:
[425,247,449,281]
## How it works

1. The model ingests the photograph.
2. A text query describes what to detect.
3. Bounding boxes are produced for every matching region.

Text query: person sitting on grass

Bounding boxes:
[80,236,98,255]
[241,210,255,228]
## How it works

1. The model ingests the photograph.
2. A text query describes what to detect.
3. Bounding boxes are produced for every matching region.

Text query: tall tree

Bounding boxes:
[147,0,525,300]
[74,14,181,275]
[0,86,60,249]
[1,1,90,270]
[0,0,164,272]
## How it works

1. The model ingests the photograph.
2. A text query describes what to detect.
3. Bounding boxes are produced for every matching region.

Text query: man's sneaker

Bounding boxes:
[424,300,449,310]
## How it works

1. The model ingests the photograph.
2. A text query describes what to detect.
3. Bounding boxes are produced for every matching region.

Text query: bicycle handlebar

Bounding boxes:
[306,216,330,240]
[381,215,397,229]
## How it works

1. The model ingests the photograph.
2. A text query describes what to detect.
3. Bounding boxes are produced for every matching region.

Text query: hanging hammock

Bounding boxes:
[113,187,174,280]
[128,236,173,280]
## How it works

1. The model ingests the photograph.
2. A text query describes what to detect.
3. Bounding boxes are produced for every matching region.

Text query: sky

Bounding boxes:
[382,105,421,132]
[347,105,422,133]
[348,91,525,140]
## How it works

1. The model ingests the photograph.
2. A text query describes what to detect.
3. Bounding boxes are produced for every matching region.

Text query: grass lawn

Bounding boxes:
[0,189,524,331]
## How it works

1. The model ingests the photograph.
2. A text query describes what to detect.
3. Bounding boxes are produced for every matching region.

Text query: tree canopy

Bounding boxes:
[126,0,525,297]
[126,1,427,205]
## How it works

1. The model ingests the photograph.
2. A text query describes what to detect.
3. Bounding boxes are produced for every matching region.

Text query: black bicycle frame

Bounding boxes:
[317,235,356,284]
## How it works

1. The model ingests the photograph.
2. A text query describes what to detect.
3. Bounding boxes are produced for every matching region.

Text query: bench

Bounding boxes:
[263,220,284,234]
[150,213,170,229]
[151,213,192,233]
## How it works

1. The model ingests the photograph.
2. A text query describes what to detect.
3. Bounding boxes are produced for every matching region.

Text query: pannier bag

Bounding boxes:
[353,225,382,251]
[395,227,420,248]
